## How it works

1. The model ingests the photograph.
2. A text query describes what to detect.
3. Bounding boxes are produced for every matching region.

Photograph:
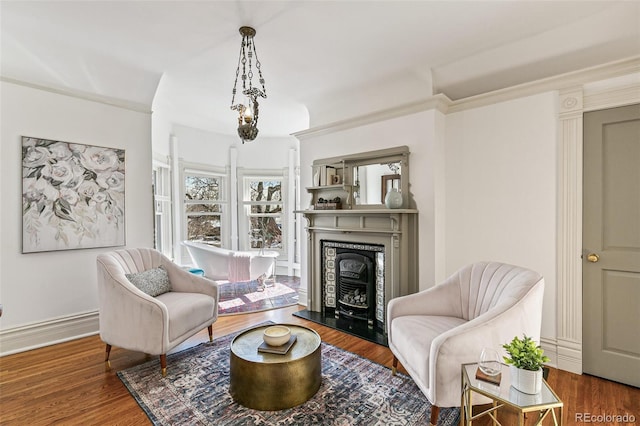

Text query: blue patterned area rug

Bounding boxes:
[118,327,460,426]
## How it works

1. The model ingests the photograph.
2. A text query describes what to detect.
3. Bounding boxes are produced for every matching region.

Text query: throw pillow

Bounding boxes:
[125,265,172,297]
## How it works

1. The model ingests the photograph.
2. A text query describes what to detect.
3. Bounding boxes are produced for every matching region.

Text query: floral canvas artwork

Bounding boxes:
[22,137,125,253]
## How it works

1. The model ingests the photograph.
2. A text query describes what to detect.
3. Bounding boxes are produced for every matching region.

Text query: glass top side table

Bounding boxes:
[461,362,563,426]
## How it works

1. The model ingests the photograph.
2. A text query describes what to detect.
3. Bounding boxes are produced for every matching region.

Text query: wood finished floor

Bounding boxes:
[1,305,638,425]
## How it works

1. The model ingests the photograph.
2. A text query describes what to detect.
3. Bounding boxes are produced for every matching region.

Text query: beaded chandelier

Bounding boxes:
[230,26,267,143]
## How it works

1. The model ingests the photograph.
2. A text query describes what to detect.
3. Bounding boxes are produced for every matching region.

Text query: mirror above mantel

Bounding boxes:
[353,161,402,205]
[307,145,411,210]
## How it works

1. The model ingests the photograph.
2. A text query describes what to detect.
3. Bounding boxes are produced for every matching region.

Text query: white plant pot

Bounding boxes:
[510,365,543,394]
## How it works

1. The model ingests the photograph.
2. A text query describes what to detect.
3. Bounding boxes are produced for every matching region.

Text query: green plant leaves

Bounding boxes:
[502,334,550,371]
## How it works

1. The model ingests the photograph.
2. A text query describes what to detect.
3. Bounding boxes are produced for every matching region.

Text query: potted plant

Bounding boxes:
[502,335,550,394]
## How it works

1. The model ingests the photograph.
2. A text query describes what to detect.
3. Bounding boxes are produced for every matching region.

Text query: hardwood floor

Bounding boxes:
[1,305,638,425]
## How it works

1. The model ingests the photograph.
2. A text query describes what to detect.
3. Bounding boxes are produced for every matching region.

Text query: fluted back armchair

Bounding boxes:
[387,261,544,425]
[97,248,219,376]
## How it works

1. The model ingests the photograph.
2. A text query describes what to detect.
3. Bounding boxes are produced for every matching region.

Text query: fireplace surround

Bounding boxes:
[296,209,419,343]
[323,241,382,328]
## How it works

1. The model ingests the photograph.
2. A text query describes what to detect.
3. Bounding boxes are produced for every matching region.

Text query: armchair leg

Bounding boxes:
[160,354,167,377]
[105,344,112,369]
[208,325,213,343]
[430,405,440,426]
[392,355,398,375]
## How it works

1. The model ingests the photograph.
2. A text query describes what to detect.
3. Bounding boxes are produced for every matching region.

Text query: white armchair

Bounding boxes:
[387,261,544,425]
[97,248,219,376]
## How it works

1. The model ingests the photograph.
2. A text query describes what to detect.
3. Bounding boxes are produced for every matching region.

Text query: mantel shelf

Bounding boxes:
[306,184,353,190]
[295,209,418,215]
[307,226,402,235]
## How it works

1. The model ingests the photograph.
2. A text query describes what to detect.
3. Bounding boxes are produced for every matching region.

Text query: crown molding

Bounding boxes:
[583,82,640,112]
[294,57,640,140]
[1,76,152,114]
[293,94,452,140]
[447,56,640,114]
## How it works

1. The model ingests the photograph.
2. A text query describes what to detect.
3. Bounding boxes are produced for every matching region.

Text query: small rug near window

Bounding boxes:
[118,326,460,426]
[217,276,300,315]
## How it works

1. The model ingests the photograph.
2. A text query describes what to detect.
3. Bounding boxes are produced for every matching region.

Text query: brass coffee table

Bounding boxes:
[229,324,322,410]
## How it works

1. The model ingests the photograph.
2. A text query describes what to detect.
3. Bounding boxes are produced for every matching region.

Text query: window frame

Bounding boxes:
[238,169,288,257]
[152,159,173,259]
[181,164,229,253]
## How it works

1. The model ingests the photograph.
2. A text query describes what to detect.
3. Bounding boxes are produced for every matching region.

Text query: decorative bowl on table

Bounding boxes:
[263,325,291,347]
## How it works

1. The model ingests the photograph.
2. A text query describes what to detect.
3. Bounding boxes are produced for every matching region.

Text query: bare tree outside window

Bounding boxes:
[185,175,223,247]
[248,179,282,250]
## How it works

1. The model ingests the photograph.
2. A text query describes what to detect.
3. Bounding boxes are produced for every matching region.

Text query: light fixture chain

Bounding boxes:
[246,37,254,89]
[230,26,266,143]
[230,39,244,106]
[253,42,266,97]
[240,37,248,91]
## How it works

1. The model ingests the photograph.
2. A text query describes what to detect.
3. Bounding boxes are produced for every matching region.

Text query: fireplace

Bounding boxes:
[322,242,383,329]
[336,252,374,324]
[294,208,419,346]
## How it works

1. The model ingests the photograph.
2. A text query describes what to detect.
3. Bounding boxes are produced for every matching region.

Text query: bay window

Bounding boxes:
[241,173,286,254]
[183,167,227,248]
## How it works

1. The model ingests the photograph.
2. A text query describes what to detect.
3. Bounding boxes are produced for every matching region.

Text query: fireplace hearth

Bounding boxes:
[293,308,388,346]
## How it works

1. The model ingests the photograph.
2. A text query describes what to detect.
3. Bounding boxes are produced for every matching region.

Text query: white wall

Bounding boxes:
[446,92,558,338]
[171,124,298,169]
[298,109,444,294]
[0,81,153,343]
[298,92,558,346]
[234,135,299,170]
[171,125,236,167]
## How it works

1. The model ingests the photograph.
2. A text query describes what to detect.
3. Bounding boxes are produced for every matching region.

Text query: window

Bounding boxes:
[152,163,172,258]
[242,175,285,252]
[183,168,226,247]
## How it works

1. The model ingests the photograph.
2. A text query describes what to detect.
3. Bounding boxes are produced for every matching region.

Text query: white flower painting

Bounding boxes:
[22,137,125,253]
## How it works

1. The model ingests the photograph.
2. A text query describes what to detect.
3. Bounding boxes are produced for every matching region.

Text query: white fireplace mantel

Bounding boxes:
[297,208,419,322]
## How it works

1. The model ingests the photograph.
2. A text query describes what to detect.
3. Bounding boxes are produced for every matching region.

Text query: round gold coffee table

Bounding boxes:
[229,323,322,410]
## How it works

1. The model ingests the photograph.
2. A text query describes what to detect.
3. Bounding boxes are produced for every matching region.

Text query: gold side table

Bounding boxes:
[230,324,322,410]
[461,363,563,426]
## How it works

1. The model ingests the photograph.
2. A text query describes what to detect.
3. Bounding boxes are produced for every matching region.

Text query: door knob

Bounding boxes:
[586,253,599,263]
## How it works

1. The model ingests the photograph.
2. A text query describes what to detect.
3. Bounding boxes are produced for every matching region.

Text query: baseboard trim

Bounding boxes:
[0,311,99,357]
[540,337,559,369]
[556,338,583,375]
[297,289,308,307]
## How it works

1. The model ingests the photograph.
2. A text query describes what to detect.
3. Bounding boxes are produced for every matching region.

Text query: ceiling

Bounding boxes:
[2,1,639,137]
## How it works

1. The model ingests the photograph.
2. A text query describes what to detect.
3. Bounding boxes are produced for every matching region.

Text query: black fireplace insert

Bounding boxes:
[335,252,375,326]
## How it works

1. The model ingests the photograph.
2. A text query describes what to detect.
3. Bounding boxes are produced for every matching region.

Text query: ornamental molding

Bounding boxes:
[295,57,639,141]
[294,95,452,140]
[584,82,640,112]
[1,76,151,114]
[556,86,584,374]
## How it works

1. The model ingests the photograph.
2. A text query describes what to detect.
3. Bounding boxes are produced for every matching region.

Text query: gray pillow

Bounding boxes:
[125,265,172,297]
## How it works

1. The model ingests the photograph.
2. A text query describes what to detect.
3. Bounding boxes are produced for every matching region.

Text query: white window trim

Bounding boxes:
[152,159,173,259]
[181,162,230,258]
[237,168,289,258]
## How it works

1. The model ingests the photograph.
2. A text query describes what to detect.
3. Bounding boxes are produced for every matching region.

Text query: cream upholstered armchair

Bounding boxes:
[387,261,544,425]
[97,248,219,376]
